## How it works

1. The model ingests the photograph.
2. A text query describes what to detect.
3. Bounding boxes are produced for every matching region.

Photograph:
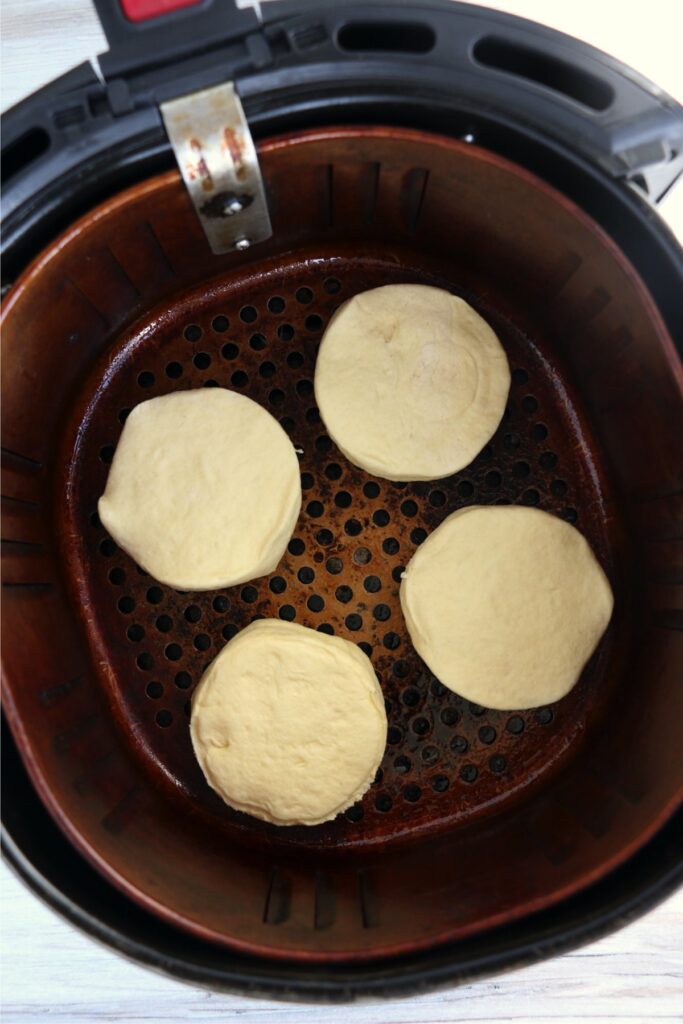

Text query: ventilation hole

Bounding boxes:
[485,470,502,488]
[345,804,363,822]
[324,462,342,480]
[277,323,294,341]
[279,416,294,432]
[231,370,248,387]
[165,361,183,379]
[304,594,323,613]
[172,671,191,691]
[288,538,305,556]
[212,315,229,332]
[551,479,568,496]
[164,643,182,661]
[403,783,421,802]
[431,679,446,697]
[394,755,411,773]
[401,687,420,707]
[194,633,211,651]
[317,623,334,635]
[246,332,266,352]
[304,314,323,332]
[316,528,334,547]
[383,631,400,650]
[279,604,296,621]
[361,483,378,502]
[287,351,304,368]
[522,395,538,414]
[155,709,173,727]
[108,567,125,585]
[460,764,478,783]
[118,408,131,424]
[400,499,418,517]
[364,575,381,593]
[429,489,446,507]
[296,379,313,397]
[457,480,474,497]
[269,576,286,594]
[212,595,229,613]
[344,519,362,536]
[204,379,219,388]
[137,371,154,389]
[146,681,163,699]
[221,342,238,360]
[267,296,285,314]
[393,659,410,678]
[490,754,507,773]
[532,423,548,441]
[540,451,558,469]
[259,361,276,378]
[478,726,497,744]
[300,472,314,490]
[297,566,315,584]
[193,352,211,370]
[118,595,135,614]
[306,500,324,518]
[184,604,201,623]
[222,623,238,641]
[450,735,468,754]
[440,707,459,726]
[137,653,154,671]
[316,435,332,454]
[295,287,313,304]
[410,527,427,545]
[523,488,540,506]
[387,726,402,745]
[127,624,144,642]
[473,36,614,111]
[155,614,172,633]
[375,793,392,812]
[334,490,352,508]
[506,715,525,734]
[146,586,163,604]
[335,585,353,604]
[372,509,390,527]
[469,703,486,717]
[241,585,258,603]
[136,565,148,577]
[561,507,578,523]
[411,716,430,736]
[382,537,399,555]
[358,641,372,656]
[99,444,115,464]
[184,324,202,342]
[373,603,390,622]
[431,774,449,793]
[240,306,257,323]
[306,406,320,422]
[536,707,554,725]
[345,613,362,630]
[391,566,404,583]
[512,461,530,478]
[353,546,371,565]
[323,277,341,294]
[326,556,343,574]
[512,367,528,384]
[421,745,439,765]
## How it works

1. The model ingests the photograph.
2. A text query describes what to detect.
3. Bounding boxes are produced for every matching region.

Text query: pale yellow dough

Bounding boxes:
[314,284,510,481]
[98,389,301,590]
[190,620,387,825]
[400,506,614,710]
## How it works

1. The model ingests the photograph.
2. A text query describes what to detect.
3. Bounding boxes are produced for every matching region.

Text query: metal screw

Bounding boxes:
[235,238,251,251]
[223,196,245,216]
[463,132,475,144]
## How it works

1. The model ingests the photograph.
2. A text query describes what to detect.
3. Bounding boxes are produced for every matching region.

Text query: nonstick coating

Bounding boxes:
[2,128,681,960]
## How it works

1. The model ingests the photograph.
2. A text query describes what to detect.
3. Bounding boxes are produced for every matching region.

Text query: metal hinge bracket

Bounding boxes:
[160,82,272,255]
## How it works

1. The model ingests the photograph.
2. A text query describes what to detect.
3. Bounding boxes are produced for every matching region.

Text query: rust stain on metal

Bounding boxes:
[186,137,214,192]
[222,127,247,181]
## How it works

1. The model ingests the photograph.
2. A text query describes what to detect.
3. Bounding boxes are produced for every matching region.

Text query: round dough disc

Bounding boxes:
[190,620,387,825]
[314,284,510,481]
[400,506,614,709]
[98,389,301,590]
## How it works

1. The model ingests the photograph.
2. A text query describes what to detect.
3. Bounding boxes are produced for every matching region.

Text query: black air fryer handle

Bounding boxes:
[90,0,682,204]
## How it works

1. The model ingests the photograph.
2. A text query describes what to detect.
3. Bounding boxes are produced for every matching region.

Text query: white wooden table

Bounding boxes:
[2,2,682,1021]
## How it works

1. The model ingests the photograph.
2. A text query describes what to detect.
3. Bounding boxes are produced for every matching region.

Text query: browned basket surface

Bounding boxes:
[2,128,682,959]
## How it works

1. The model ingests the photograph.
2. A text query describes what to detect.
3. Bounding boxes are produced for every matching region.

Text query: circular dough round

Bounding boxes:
[400,506,613,709]
[314,284,510,481]
[98,389,301,590]
[190,620,387,825]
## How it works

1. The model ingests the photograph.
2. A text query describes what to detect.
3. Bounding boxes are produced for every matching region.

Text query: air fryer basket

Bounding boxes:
[3,123,682,962]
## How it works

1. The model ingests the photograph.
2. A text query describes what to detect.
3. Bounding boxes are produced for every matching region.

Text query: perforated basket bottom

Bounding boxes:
[65,249,616,847]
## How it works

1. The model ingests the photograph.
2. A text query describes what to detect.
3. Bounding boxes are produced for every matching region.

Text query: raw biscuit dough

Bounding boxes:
[400,505,614,709]
[314,284,510,481]
[190,620,387,825]
[98,389,301,590]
